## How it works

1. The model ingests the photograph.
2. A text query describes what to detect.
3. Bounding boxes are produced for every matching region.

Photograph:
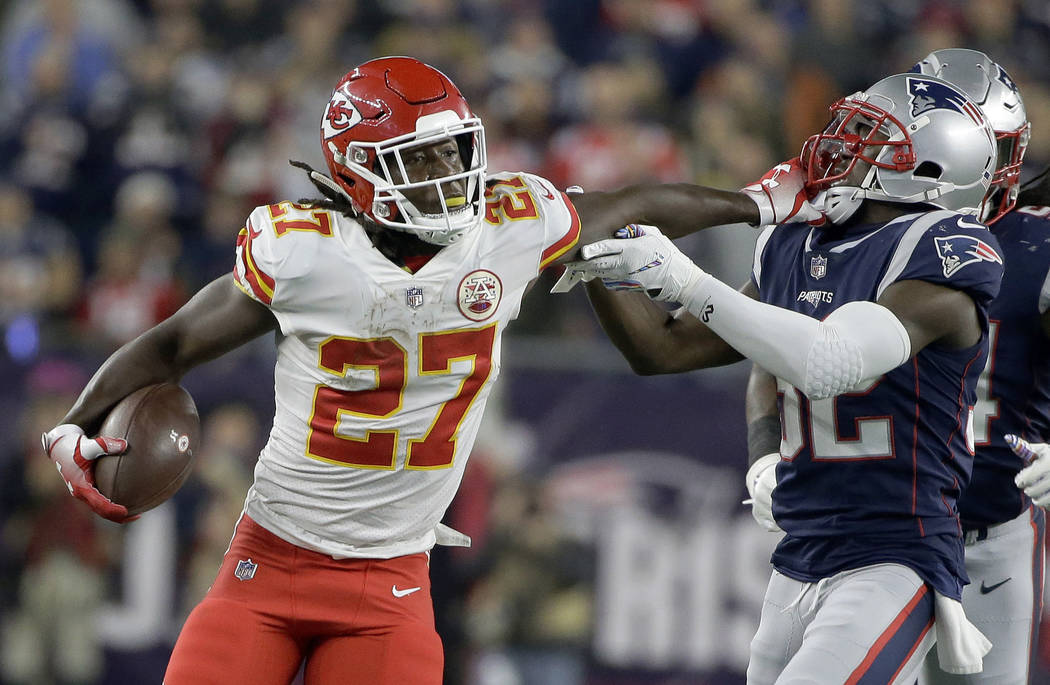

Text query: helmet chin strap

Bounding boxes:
[817,163,984,224]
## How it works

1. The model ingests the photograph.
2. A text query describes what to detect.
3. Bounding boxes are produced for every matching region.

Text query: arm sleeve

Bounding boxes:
[677,276,911,400]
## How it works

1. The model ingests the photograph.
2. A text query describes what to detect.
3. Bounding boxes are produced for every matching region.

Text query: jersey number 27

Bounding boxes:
[306,325,496,470]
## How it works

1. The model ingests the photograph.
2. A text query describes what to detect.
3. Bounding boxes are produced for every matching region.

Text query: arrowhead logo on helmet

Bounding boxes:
[318,57,488,247]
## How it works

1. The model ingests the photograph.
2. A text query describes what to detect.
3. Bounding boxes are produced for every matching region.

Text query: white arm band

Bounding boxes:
[679,274,911,400]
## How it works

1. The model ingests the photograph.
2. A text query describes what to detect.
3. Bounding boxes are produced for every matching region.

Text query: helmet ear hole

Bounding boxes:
[914,161,943,179]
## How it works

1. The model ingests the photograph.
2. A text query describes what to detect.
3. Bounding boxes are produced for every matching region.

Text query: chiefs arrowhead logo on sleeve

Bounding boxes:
[934,234,1002,278]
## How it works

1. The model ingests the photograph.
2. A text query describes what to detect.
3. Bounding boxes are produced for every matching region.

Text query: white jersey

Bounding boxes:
[232,172,580,559]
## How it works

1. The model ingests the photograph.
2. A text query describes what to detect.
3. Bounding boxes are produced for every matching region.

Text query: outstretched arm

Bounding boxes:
[570,185,760,243]
[577,230,984,399]
[64,274,278,433]
[558,159,820,264]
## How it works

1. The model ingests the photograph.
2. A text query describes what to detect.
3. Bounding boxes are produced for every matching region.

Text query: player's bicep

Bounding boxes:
[161,274,278,371]
[876,279,981,353]
[560,191,618,261]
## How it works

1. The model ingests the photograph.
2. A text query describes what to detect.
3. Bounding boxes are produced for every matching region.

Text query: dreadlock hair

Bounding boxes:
[289,160,357,216]
[1017,165,1050,208]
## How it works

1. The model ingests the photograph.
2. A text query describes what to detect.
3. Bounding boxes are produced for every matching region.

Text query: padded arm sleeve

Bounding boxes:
[678,275,911,399]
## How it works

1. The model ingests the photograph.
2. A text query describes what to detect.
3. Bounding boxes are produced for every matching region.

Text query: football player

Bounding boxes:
[39,57,817,685]
[566,72,1003,683]
[747,50,1049,685]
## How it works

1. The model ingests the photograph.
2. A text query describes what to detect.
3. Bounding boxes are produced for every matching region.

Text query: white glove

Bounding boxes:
[1009,434,1050,508]
[745,453,781,532]
[42,423,135,523]
[740,158,826,226]
[574,225,707,302]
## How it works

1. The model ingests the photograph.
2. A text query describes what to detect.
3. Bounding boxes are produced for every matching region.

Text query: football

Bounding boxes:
[95,383,200,516]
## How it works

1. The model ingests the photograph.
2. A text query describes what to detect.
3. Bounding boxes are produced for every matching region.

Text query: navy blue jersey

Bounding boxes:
[959,205,1050,528]
[752,210,1004,599]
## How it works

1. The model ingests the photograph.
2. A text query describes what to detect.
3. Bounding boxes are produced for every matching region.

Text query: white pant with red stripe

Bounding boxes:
[919,506,1046,685]
[747,563,936,684]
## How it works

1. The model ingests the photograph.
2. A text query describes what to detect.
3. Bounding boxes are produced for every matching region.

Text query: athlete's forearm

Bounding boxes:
[570,185,759,247]
[678,276,911,400]
[65,276,277,433]
[613,184,760,239]
[63,326,186,432]
[745,365,781,465]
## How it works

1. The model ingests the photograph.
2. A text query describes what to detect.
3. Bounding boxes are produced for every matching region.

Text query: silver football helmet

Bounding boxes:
[911,48,1029,223]
[801,72,998,224]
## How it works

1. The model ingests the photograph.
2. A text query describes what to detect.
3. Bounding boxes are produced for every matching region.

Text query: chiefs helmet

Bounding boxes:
[320,56,487,245]
[801,72,997,225]
[910,48,1029,223]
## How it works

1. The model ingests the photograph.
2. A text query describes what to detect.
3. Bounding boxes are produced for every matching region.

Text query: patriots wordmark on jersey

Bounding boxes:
[232,172,580,559]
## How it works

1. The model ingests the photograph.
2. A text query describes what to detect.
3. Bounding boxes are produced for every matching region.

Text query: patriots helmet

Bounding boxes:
[319,56,487,245]
[911,48,1029,223]
[801,72,997,224]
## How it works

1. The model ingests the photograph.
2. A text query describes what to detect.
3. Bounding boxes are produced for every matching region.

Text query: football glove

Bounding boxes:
[1009,434,1050,509]
[745,453,781,532]
[574,225,707,302]
[41,423,136,523]
[740,158,826,227]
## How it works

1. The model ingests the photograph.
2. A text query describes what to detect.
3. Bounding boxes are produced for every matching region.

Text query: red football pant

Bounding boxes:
[164,516,443,685]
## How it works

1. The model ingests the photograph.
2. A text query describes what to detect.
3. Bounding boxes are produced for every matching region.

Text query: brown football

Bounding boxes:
[95,383,200,516]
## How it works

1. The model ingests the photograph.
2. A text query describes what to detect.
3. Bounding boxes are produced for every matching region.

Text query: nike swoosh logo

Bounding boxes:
[392,585,421,598]
[979,578,1011,594]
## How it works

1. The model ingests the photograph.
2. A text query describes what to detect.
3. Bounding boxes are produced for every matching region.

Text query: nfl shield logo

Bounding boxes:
[234,558,258,581]
[810,255,828,280]
[406,286,424,309]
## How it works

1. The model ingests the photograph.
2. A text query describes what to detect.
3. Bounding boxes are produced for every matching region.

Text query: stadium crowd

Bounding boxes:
[2,0,1050,683]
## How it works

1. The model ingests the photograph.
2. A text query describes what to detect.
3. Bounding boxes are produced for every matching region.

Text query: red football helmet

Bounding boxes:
[320,56,487,245]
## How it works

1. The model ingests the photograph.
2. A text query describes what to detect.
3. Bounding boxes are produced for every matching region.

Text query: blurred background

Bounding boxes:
[2,0,1049,683]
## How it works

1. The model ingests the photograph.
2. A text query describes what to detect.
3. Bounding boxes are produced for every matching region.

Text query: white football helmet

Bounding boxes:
[801,72,998,225]
[911,48,1029,223]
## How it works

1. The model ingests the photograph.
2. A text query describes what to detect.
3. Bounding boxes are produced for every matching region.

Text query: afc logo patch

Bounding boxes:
[458,269,502,321]
[809,254,828,280]
[234,558,258,581]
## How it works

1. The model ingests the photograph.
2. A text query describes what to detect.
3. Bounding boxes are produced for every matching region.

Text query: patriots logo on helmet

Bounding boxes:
[934,234,1002,278]
[996,65,1019,93]
[906,77,982,123]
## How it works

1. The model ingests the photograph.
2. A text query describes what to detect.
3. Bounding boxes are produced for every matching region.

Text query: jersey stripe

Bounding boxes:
[752,225,777,288]
[539,192,582,269]
[875,210,955,299]
[237,223,276,304]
